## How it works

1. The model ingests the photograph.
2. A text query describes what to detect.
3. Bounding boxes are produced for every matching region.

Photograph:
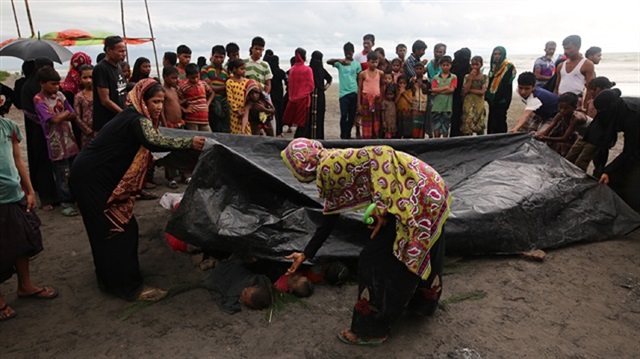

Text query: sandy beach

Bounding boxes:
[1,76,639,358]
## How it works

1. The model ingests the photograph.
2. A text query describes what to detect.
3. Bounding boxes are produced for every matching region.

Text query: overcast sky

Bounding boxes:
[1,0,639,69]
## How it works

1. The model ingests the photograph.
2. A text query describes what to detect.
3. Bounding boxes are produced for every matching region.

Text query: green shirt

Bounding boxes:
[244,58,273,86]
[333,61,362,98]
[431,73,457,112]
[0,118,25,204]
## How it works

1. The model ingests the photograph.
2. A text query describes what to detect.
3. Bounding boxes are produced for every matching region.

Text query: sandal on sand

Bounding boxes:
[137,287,168,302]
[0,304,17,321]
[18,286,58,299]
[337,328,387,346]
[61,206,79,217]
[166,180,178,189]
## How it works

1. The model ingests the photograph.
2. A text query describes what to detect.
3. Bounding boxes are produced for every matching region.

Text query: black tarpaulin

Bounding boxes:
[163,131,640,261]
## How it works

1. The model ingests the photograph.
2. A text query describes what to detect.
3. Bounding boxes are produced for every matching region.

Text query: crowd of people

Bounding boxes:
[1,32,638,345]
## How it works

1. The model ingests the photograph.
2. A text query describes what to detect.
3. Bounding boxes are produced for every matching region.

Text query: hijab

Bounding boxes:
[61,52,91,94]
[486,46,515,102]
[288,53,315,102]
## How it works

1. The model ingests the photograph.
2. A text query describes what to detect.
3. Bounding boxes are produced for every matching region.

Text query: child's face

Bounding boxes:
[164,73,179,88]
[384,74,393,85]
[212,53,225,67]
[239,285,257,307]
[122,65,131,80]
[287,274,309,294]
[391,62,401,72]
[228,51,240,60]
[41,81,60,95]
[398,79,407,88]
[141,62,152,77]
[178,53,191,66]
[367,59,378,70]
[249,90,260,102]
[344,50,354,60]
[187,73,199,84]
[558,102,575,117]
[414,66,424,77]
[440,62,451,74]
[471,60,482,72]
[517,84,535,99]
[376,51,385,62]
[145,91,165,121]
[396,47,407,60]
[80,70,93,89]
[386,91,395,101]
[162,58,171,67]
[235,64,246,77]
[250,46,264,60]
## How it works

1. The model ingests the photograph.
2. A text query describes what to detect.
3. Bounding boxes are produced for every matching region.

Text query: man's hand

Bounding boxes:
[25,192,37,212]
[598,174,610,185]
[285,252,306,274]
[192,136,206,151]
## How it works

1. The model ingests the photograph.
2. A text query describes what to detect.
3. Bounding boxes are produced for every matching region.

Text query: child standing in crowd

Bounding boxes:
[162,66,184,189]
[163,52,177,67]
[391,58,403,81]
[327,42,362,139]
[535,92,590,157]
[410,62,429,139]
[201,45,230,133]
[510,71,558,133]
[226,59,251,135]
[381,85,397,138]
[243,81,275,136]
[120,62,131,82]
[34,67,80,217]
[430,56,457,138]
[382,71,394,97]
[395,75,413,138]
[357,52,383,139]
[395,44,407,71]
[461,56,488,136]
[176,45,192,80]
[130,57,152,83]
[1,98,58,322]
[178,64,214,132]
[244,37,273,94]
[73,64,95,147]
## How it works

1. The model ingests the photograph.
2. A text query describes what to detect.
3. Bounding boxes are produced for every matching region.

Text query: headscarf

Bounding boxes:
[451,48,471,92]
[244,79,263,104]
[280,138,324,183]
[486,46,515,103]
[104,78,160,235]
[288,53,314,102]
[310,51,325,91]
[60,52,91,94]
[281,138,452,280]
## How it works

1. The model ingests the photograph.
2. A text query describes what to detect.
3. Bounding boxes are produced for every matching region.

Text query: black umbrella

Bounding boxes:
[0,38,73,64]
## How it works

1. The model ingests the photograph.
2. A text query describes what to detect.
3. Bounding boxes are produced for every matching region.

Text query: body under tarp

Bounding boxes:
[163,131,640,262]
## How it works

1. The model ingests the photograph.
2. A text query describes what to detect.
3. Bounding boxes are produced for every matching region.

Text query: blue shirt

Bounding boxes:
[333,61,361,98]
[0,118,24,204]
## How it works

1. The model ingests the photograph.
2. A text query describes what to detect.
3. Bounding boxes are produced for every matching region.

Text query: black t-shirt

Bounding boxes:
[92,59,127,131]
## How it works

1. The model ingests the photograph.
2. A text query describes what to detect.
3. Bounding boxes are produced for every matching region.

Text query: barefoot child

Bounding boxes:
[1,98,58,321]
[34,66,80,217]
[461,56,488,136]
[178,64,214,132]
[430,56,457,138]
[395,75,413,138]
[381,85,397,138]
[226,59,251,134]
[243,81,275,136]
[176,45,192,80]
[410,62,429,139]
[73,64,95,147]
[357,51,384,139]
[535,92,590,156]
[162,66,184,188]
[511,71,559,133]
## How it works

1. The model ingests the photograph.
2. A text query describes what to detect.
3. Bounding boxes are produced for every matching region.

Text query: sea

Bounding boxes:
[2,52,638,96]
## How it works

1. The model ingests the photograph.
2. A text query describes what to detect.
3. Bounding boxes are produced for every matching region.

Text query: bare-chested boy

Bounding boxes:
[162,66,184,188]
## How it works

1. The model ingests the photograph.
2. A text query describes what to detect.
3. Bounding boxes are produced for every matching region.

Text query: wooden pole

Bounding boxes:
[11,0,22,38]
[144,0,161,79]
[120,0,129,63]
[24,0,35,37]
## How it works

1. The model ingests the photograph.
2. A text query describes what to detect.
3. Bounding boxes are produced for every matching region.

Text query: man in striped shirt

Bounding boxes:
[244,36,273,94]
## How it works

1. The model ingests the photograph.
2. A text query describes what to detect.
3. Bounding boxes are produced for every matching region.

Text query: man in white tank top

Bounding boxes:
[554,35,595,107]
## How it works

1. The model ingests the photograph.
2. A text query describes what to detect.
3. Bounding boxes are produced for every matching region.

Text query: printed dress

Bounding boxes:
[226,78,252,135]
[461,74,488,135]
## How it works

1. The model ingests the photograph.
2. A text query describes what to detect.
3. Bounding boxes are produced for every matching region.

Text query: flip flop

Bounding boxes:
[337,328,387,346]
[18,286,58,299]
[61,206,79,217]
[137,287,168,302]
[0,304,17,321]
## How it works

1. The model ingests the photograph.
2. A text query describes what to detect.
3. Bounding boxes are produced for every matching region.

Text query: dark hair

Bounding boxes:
[0,84,14,116]
[226,42,240,54]
[391,58,402,65]
[162,65,179,77]
[343,42,355,53]
[264,49,274,59]
[163,51,177,66]
[289,56,296,66]
[96,53,106,63]
[247,278,273,310]
[412,40,427,53]
[22,60,35,78]
[197,56,207,68]
[294,47,307,62]
[104,36,123,52]
[185,63,199,76]
[120,61,130,70]
[374,47,385,57]
[545,41,556,48]
[227,58,245,73]
[562,35,581,48]
[251,36,266,48]
[142,82,165,103]
[471,55,483,65]
[593,88,622,111]
[585,46,602,58]
[396,43,407,51]
[366,51,379,61]
[131,57,151,82]
[212,45,225,55]
[177,45,192,55]
[434,43,447,52]
[397,75,408,84]
[37,66,60,83]
[558,92,579,108]
[440,55,452,64]
[517,71,537,86]
[34,57,53,71]
[291,278,314,298]
[588,76,615,90]
[413,61,425,68]
[385,83,397,97]
[324,262,350,285]
[78,64,93,73]
[363,33,375,44]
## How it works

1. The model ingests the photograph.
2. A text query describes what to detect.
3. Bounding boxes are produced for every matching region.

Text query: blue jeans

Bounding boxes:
[339,93,358,139]
[53,156,75,204]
